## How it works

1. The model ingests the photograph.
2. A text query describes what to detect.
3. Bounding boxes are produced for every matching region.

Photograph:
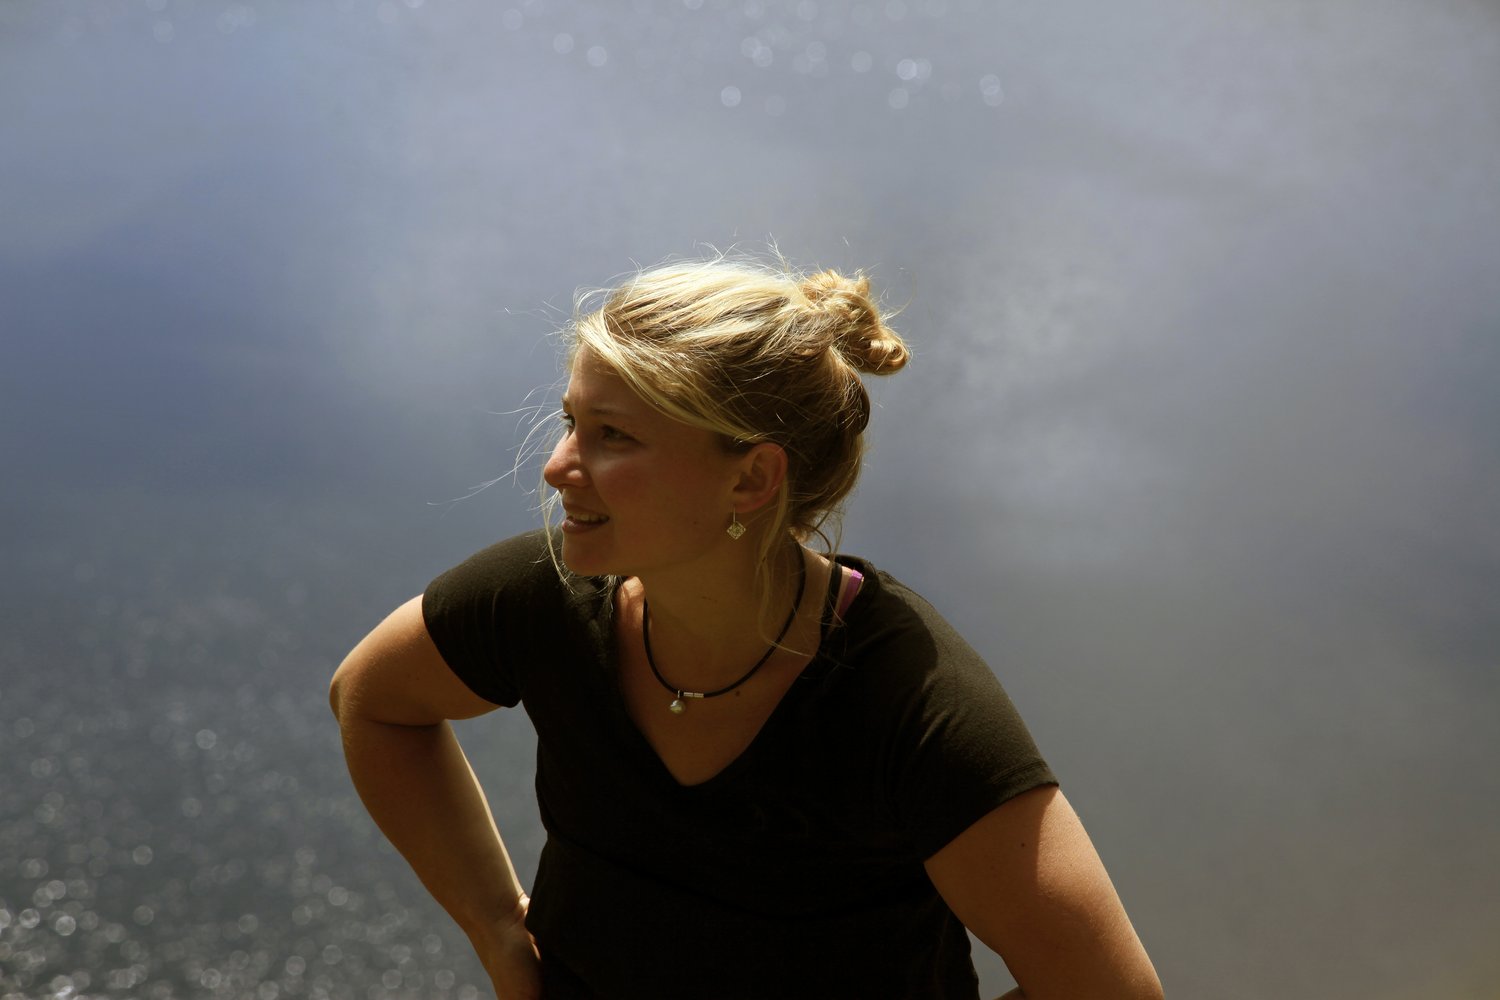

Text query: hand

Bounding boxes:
[468,894,543,1000]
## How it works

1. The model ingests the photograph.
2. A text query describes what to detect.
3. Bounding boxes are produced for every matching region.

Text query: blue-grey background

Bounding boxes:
[2,1,1498,997]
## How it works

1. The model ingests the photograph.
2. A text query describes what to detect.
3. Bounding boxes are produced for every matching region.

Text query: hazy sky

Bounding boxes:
[3,1,1498,997]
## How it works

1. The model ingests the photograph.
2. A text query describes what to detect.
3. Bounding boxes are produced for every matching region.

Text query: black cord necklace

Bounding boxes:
[642,554,807,715]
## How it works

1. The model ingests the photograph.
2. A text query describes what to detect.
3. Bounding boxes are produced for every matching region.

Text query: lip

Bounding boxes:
[560,505,610,533]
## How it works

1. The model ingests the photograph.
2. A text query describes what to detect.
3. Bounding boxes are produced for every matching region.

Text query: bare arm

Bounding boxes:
[330,596,540,999]
[925,785,1163,1000]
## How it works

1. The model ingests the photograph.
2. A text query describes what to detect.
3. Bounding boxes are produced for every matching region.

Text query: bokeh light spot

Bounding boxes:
[980,73,1003,105]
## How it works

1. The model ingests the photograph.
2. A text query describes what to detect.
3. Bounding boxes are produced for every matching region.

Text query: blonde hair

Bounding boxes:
[544,252,909,605]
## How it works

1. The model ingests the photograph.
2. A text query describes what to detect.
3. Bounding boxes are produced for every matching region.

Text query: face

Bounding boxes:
[542,347,746,579]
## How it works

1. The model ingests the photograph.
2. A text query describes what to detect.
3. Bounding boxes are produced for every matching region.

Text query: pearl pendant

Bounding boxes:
[668,698,686,714]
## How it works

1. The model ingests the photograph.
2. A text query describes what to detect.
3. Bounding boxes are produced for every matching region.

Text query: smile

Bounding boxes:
[561,508,611,533]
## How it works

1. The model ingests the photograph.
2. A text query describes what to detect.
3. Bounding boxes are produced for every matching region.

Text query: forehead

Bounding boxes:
[563,346,641,409]
[563,347,730,453]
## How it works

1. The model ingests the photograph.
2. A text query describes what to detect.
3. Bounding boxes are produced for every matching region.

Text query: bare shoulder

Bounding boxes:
[925,786,1164,1000]
[329,595,501,726]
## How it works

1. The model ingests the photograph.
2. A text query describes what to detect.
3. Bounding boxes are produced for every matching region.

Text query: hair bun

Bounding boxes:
[799,269,910,375]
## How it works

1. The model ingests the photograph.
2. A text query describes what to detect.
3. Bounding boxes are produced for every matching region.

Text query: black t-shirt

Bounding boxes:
[424,530,1055,1000]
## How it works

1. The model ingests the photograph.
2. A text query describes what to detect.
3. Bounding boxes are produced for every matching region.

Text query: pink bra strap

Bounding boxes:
[835,568,864,618]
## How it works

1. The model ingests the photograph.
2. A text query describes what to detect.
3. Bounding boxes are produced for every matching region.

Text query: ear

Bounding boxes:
[729,442,787,515]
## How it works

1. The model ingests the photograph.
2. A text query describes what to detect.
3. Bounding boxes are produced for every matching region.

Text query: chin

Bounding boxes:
[557,539,618,579]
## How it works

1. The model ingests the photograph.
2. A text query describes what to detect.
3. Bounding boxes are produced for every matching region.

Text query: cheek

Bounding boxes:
[592,458,651,502]
[669,473,734,529]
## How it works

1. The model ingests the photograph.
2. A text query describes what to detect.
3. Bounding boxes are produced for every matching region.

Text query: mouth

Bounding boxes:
[561,508,610,531]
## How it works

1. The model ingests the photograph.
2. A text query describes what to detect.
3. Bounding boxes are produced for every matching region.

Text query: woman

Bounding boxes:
[330,257,1163,999]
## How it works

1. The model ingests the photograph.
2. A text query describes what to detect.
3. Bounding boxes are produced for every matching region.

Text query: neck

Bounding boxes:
[631,539,808,689]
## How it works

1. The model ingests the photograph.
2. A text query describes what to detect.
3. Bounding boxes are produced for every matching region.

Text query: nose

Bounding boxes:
[543,428,586,491]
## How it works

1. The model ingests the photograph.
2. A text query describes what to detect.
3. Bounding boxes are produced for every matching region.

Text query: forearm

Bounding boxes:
[337,714,526,937]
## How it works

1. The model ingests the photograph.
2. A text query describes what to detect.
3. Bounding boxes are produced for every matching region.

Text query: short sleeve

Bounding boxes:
[852,577,1057,860]
[421,530,564,708]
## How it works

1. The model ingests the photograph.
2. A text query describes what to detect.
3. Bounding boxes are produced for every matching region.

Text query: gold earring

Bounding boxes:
[727,511,746,540]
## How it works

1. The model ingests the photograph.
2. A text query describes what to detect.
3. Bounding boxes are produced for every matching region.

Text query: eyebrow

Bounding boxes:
[560,398,632,418]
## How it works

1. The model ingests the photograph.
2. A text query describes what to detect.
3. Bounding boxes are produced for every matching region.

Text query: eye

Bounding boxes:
[558,411,634,444]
